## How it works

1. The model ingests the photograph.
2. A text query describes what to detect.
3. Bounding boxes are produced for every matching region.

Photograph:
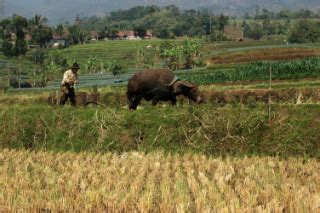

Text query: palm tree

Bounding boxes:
[28,15,51,47]
[28,14,48,30]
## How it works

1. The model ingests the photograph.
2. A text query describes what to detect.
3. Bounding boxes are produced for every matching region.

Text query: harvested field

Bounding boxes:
[208,48,320,65]
[1,149,319,212]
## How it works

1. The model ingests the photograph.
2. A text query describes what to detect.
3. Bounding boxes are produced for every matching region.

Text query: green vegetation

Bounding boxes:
[182,58,320,84]
[1,15,28,58]
[0,104,319,158]
[288,19,320,43]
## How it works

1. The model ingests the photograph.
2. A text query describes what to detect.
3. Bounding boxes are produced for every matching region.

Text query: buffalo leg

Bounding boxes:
[130,97,142,110]
[170,96,177,105]
[127,92,135,110]
[152,97,159,106]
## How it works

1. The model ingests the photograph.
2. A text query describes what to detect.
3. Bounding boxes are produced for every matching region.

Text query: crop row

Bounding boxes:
[184,57,320,84]
[1,149,319,212]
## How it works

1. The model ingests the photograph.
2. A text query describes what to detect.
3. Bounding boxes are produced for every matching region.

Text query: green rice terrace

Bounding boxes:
[0,40,320,89]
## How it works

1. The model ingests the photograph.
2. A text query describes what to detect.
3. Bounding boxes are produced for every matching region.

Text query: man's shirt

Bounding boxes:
[61,70,78,85]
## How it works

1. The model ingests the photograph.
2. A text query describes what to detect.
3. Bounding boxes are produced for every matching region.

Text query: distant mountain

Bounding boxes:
[3,0,320,25]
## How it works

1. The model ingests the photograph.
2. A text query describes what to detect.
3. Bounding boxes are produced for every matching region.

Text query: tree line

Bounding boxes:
[1,6,320,59]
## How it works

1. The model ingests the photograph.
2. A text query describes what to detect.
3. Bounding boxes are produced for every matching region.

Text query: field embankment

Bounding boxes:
[0,104,319,157]
[1,149,319,212]
[207,47,320,64]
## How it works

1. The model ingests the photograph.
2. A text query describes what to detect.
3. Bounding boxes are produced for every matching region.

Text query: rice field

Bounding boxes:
[1,39,320,212]
[1,149,319,212]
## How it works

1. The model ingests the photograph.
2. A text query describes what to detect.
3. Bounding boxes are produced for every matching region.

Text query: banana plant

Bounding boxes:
[84,56,100,73]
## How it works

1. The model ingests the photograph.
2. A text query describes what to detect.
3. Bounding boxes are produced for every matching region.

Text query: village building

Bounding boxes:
[116,30,153,40]
[90,30,99,41]
[116,30,139,40]
[45,34,68,48]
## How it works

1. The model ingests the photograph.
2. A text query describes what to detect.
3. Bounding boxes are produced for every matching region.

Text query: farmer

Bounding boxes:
[60,62,80,106]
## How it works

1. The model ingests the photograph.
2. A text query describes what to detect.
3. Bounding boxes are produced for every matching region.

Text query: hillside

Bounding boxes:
[4,0,320,24]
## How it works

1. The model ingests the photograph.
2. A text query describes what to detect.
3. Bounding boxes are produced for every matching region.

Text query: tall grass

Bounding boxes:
[0,104,319,157]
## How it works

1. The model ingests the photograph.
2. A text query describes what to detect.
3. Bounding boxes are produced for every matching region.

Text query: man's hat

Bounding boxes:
[71,62,80,70]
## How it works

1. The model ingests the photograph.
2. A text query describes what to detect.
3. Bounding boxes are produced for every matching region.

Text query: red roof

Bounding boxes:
[116,30,135,37]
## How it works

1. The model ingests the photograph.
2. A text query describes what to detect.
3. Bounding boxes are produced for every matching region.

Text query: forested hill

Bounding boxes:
[4,0,320,24]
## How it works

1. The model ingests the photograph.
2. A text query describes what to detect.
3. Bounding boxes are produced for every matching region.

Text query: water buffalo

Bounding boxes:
[127,69,202,110]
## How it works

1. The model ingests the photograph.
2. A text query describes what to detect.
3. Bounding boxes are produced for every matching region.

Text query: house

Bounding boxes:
[116,30,140,40]
[90,30,99,41]
[144,31,153,39]
[223,25,244,41]
[116,30,153,40]
[45,34,68,48]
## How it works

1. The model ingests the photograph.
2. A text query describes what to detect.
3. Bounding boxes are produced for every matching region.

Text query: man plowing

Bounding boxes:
[60,62,80,106]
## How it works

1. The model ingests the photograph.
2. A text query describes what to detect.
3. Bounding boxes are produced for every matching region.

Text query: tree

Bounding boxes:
[218,14,228,33]
[134,26,147,38]
[28,15,52,47]
[288,19,320,43]
[55,24,65,37]
[244,22,264,40]
[1,15,28,58]
[154,27,174,39]
[107,29,119,39]
[67,25,87,44]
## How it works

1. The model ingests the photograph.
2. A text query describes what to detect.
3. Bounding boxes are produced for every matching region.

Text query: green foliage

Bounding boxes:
[0,105,319,157]
[159,40,182,70]
[2,40,16,57]
[242,19,291,40]
[183,58,320,84]
[133,25,147,38]
[55,24,65,37]
[67,25,88,45]
[182,39,202,69]
[28,15,52,47]
[1,15,28,58]
[158,39,204,70]
[33,48,46,65]
[218,13,229,32]
[136,45,159,68]
[243,22,265,40]
[84,56,100,73]
[208,30,228,42]
[104,61,123,76]
[41,50,70,80]
[80,6,229,38]
[153,27,175,39]
[48,50,68,68]
[288,19,320,43]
